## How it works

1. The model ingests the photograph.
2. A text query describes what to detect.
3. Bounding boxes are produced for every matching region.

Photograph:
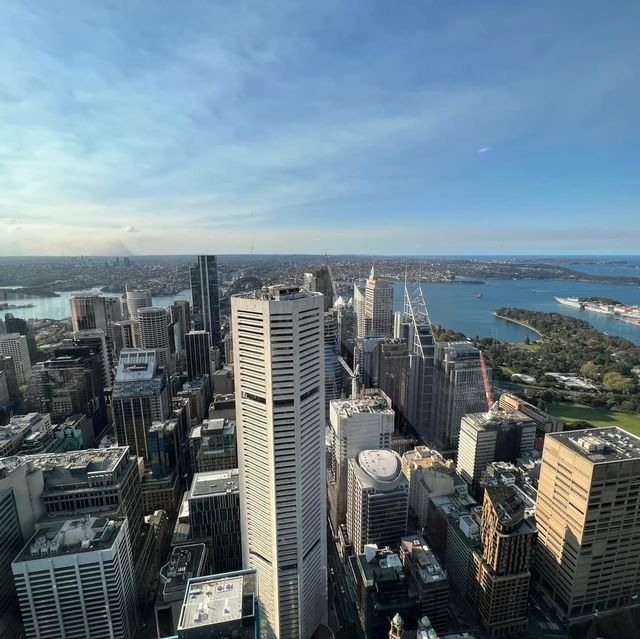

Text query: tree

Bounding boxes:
[580,361,600,381]
[602,371,633,394]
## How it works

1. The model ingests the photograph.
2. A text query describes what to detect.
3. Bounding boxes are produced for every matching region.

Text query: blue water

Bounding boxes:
[4,278,640,345]
[393,278,640,345]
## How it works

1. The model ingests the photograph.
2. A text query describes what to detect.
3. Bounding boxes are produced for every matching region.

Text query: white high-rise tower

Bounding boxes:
[232,285,327,639]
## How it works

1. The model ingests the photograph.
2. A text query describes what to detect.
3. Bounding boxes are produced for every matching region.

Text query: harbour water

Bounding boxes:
[3,277,640,345]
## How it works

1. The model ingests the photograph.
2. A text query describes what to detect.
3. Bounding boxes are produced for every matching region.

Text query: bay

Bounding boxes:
[3,279,640,345]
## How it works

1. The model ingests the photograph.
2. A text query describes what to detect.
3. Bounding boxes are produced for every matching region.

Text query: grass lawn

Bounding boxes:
[547,403,640,435]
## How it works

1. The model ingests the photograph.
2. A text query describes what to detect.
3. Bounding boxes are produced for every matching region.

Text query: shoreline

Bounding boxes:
[493,312,544,338]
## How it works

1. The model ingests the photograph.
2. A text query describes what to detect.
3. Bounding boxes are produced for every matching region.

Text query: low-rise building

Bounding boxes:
[175,569,258,639]
[155,543,208,638]
[189,418,237,473]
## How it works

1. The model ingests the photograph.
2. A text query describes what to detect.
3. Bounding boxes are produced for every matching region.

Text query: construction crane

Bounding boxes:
[479,350,495,410]
[337,354,360,399]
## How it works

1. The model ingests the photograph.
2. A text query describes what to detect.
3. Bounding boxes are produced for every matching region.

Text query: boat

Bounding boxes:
[555,296,640,319]
[554,296,584,309]
[474,293,483,299]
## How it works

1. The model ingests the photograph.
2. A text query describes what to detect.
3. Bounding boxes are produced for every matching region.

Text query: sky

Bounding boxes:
[1,1,639,256]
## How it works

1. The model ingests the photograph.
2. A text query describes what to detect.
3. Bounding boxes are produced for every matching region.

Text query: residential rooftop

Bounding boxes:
[549,427,640,463]
[189,468,239,499]
[14,516,124,562]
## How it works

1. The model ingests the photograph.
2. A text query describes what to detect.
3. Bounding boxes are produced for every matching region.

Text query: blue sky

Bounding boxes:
[1,1,639,255]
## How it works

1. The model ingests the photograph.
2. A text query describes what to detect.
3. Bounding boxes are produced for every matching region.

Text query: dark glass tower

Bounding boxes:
[189,255,221,347]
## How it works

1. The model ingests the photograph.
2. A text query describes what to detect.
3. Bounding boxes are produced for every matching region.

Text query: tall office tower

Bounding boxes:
[498,392,563,449]
[457,408,537,489]
[25,353,107,434]
[188,469,242,573]
[112,350,170,461]
[323,314,342,411]
[0,334,31,385]
[535,428,640,619]
[104,296,124,330]
[328,391,394,528]
[399,535,449,635]
[125,288,152,320]
[72,328,111,387]
[232,285,326,639]
[190,255,221,347]
[0,356,19,402]
[12,517,138,639]
[170,300,191,337]
[0,489,23,639]
[113,320,140,356]
[373,340,411,422]
[185,330,211,381]
[170,300,191,355]
[469,486,536,636]
[4,313,38,362]
[138,307,172,370]
[353,282,366,339]
[431,342,489,453]
[346,449,409,554]
[175,570,258,639]
[189,418,237,472]
[363,266,394,338]
[394,284,436,442]
[303,266,334,311]
[70,294,108,332]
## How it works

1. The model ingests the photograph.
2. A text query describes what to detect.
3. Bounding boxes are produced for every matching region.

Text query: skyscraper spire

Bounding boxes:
[369,264,376,280]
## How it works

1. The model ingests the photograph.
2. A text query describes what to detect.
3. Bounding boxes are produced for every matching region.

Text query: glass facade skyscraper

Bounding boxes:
[190,255,221,348]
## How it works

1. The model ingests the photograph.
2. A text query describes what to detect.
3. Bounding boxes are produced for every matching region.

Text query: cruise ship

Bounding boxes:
[555,297,640,319]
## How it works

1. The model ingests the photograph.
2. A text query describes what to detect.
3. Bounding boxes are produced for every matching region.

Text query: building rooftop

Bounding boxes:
[358,449,402,482]
[233,284,321,302]
[159,544,208,597]
[463,407,535,431]
[14,516,124,562]
[549,427,640,463]
[189,468,239,499]
[331,392,393,418]
[177,570,257,632]
[190,418,235,439]
[114,349,159,381]
[400,536,447,584]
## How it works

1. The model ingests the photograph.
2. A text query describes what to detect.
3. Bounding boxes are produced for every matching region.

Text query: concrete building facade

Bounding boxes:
[231,286,326,639]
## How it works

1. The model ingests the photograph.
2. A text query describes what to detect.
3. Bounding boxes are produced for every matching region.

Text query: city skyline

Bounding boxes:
[1,1,639,256]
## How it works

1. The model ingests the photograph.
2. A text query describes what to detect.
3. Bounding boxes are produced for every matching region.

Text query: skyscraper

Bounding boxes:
[0,489,23,638]
[12,517,138,639]
[535,427,640,619]
[185,330,211,381]
[323,314,342,411]
[232,285,326,639]
[363,266,393,338]
[125,288,152,320]
[469,486,536,636]
[112,320,140,356]
[431,342,489,453]
[70,295,108,333]
[112,350,170,461]
[188,469,242,573]
[0,334,31,385]
[138,307,172,370]
[456,408,537,490]
[4,314,38,362]
[190,255,221,347]
[346,449,409,554]
[328,391,394,527]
